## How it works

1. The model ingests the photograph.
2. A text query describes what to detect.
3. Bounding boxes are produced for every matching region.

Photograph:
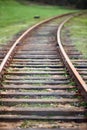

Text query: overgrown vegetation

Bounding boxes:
[26,0,87,9]
[0,0,75,44]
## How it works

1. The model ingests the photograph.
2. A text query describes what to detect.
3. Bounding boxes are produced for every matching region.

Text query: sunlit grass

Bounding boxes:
[0,0,76,44]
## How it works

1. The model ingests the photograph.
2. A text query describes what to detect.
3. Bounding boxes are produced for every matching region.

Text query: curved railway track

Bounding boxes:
[0,13,87,129]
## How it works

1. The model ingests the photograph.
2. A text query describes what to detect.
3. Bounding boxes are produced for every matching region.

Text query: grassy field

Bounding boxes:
[64,13,87,58]
[0,0,75,45]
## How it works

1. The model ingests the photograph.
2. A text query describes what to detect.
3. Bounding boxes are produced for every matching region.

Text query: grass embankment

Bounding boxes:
[65,13,87,58]
[0,0,75,44]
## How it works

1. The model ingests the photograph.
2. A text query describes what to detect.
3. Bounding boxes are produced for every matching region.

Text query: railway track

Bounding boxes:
[0,13,87,129]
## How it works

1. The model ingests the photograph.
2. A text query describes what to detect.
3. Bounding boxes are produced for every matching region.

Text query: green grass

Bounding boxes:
[21,120,60,128]
[0,0,75,44]
[65,13,87,58]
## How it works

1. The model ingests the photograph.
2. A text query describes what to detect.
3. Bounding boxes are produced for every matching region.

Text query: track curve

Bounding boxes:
[0,13,87,129]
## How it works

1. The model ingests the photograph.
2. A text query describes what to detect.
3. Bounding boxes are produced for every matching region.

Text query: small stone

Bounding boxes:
[34,16,40,19]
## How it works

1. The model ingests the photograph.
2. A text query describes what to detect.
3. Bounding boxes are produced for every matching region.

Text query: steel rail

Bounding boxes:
[0,13,71,79]
[57,16,87,101]
[0,13,87,129]
[0,12,87,100]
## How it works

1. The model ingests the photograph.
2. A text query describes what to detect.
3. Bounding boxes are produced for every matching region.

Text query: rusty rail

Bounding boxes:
[0,12,87,129]
[57,16,87,101]
[0,12,87,100]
